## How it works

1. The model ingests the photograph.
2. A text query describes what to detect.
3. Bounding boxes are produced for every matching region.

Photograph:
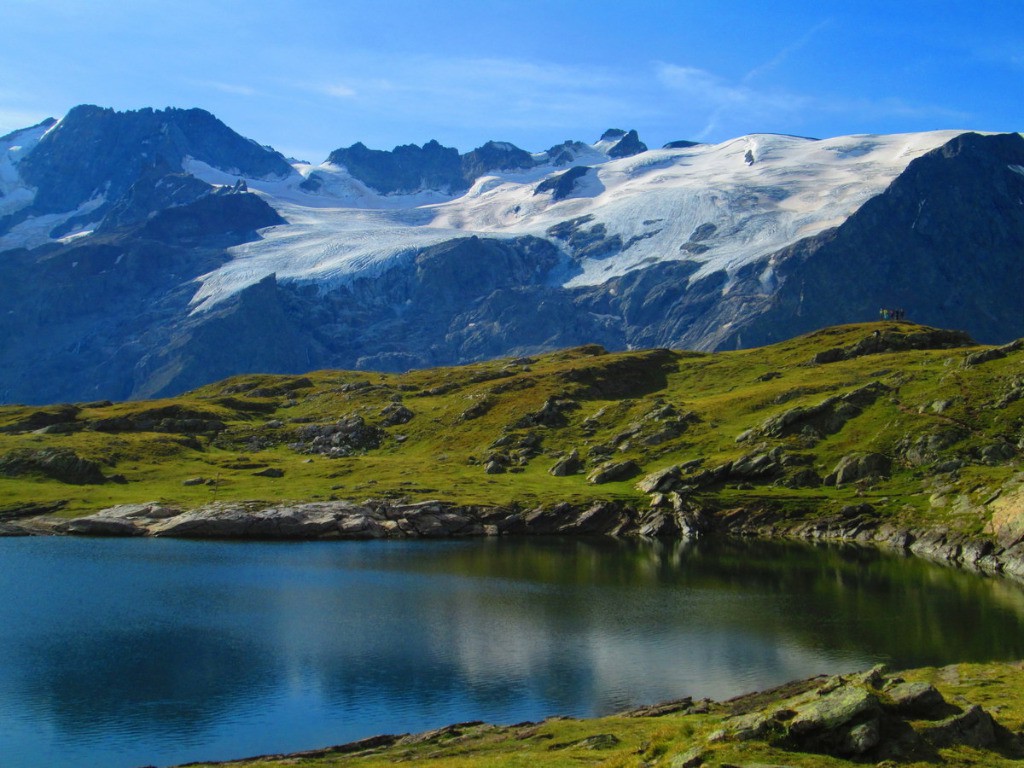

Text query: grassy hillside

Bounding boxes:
[1,322,1021,536]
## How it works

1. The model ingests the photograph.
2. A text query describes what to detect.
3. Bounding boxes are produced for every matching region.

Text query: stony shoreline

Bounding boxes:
[5,494,1021,582]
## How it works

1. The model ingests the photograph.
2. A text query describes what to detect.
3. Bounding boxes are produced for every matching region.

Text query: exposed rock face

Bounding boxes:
[751,381,889,443]
[460,140,535,181]
[700,666,1020,761]
[587,460,641,484]
[606,129,648,158]
[290,415,385,457]
[549,449,582,476]
[325,140,463,194]
[6,104,292,229]
[706,132,1024,351]
[325,138,534,195]
[811,326,974,363]
[534,166,590,200]
[824,452,891,486]
[0,448,107,484]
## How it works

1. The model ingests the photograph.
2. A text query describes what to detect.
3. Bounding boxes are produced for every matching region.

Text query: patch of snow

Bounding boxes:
[1009,164,1024,178]
[57,229,94,244]
[0,194,106,252]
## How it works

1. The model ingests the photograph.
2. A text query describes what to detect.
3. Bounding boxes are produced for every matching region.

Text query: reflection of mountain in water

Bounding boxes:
[2,536,1024,768]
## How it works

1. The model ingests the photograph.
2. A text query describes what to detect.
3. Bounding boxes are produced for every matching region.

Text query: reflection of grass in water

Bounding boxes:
[419,535,1024,667]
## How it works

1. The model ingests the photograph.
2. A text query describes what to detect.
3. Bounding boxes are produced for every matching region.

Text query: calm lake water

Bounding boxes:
[2,535,1024,768]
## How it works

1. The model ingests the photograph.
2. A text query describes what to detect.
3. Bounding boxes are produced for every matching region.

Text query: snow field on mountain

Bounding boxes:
[427,131,966,287]
[185,130,964,311]
[3,126,966,312]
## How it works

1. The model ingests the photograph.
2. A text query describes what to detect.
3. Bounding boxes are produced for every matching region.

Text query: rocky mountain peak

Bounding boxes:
[607,129,648,158]
[599,128,628,141]
[6,105,293,231]
[460,140,534,181]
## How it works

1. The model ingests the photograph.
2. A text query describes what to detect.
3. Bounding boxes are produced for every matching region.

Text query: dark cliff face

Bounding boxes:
[698,132,1024,350]
[325,138,535,195]
[1,105,294,239]
[325,140,464,195]
[18,106,293,212]
[607,129,648,158]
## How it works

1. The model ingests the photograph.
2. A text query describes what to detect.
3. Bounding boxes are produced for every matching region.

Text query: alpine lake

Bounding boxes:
[3,535,1024,768]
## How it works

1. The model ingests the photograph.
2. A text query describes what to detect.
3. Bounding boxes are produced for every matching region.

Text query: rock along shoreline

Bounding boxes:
[9,495,1024,581]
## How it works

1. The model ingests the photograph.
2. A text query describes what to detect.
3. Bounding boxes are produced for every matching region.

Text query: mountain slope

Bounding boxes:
[1,105,1022,403]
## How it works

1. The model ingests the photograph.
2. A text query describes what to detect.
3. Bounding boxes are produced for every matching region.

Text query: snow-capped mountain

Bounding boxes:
[1,105,1022,404]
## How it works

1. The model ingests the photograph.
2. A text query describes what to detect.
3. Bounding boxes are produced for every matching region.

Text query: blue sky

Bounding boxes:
[2,0,1021,161]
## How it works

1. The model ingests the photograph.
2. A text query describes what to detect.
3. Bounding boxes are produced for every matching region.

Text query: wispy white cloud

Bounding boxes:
[191,80,260,97]
[656,17,968,140]
[658,20,831,139]
[656,63,809,139]
[742,19,834,84]
[319,83,358,99]
[287,54,646,145]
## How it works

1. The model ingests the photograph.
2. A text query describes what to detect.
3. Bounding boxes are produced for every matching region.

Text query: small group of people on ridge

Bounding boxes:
[879,307,906,321]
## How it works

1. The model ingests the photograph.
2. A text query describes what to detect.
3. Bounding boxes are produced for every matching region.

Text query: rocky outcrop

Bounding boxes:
[549,449,582,476]
[325,140,463,195]
[962,338,1023,367]
[45,468,1024,579]
[534,166,590,200]
[0,447,107,484]
[823,452,891,486]
[810,327,974,364]
[511,396,579,428]
[290,415,385,457]
[587,460,641,485]
[697,666,1019,761]
[603,129,648,158]
[325,138,534,196]
[59,499,647,540]
[745,381,889,443]
[88,405,226,434]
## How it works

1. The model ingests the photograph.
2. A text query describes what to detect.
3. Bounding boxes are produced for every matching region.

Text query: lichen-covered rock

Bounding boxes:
[380,403,414,426]
[549,449,582,476]
[637,465,684,493]
[824,452,891,486]
[919,704,996,748]
[787,685,881,738]
[0,447,107,484]
[884,681,948,719]
[587,460,641,485]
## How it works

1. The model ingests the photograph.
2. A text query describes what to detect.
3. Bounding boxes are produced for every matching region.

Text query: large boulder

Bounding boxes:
[824,452,891,486]
[0,447,106,484]
[549,449,582,477]
[587,460,641,485]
